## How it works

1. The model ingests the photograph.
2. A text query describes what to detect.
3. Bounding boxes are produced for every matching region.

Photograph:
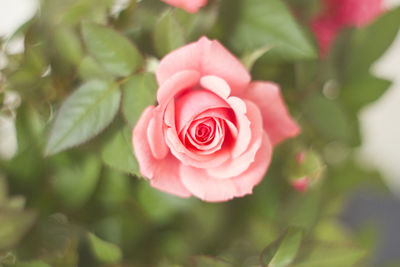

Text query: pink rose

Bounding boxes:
[311,0,383,56]
[160,0,207,13]
[311,16,341,56]
[132,37,300,202]
[323,0,382,27]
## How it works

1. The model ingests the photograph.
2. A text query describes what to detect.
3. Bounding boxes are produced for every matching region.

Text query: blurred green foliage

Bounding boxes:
[0,0,399,266]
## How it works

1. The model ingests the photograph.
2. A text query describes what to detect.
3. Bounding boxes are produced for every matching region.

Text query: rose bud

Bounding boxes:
[288,150,325,193]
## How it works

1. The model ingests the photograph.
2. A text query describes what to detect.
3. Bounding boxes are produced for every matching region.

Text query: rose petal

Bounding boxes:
[165,127,231,168]
[148,70,200,159]
[202,39,251,95]
[149,154,191,198]
[200,75,231,99]
[175,89,229,133]
[157,70,200,106]
[164,91,232,168]
[180,133,272,202]
[187,117,216,144]
[132,106,191,198]
[164,98,175,128]
[206,101,263,178]
[156,37,251,95]
[186,118,225,154]
[189,108,238,138]
[147,108,169,159]
[243,82,300,145]
[227,96,251,158]
[133,106,157,178]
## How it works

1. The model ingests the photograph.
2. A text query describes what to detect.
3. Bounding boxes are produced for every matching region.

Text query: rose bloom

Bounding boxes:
[132,37,300,202]
[311,0,383,56]
[161,0,207,13]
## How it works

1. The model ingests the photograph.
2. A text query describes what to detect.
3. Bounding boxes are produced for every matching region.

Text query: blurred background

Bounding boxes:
[1,0,400,266]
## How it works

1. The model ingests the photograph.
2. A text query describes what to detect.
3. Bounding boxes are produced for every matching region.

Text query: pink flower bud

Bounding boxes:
[291,176,309,193]
[287,150,325,193]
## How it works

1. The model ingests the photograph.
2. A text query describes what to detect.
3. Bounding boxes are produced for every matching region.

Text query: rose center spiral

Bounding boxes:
[195,123,212,142]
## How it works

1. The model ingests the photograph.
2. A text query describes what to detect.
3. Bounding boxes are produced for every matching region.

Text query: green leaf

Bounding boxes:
[191,255,233,267]
[335,7,399,116]
[23,46,47,76]
[82,22,143,76]
[302,94,351,143]
[52,155,101,209]
[62,0,112,25]
[78,56,110,80]
[241,45,274,71]
[122,73,158,127]
[87,232,122,263]
[101,127,140,175]
[345,7,400,78]
[153,9,185,57]
[327,159,387,195]
[0,210,37,251]
[175,7,218,41]
[269,228,303,267]
[291,244,366,267]
[225,0,316,61]
[260,227,303,267]
[53,26,83,65]
[282,188,322,230]
[45,80,121,156]
[340,74,391,112]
